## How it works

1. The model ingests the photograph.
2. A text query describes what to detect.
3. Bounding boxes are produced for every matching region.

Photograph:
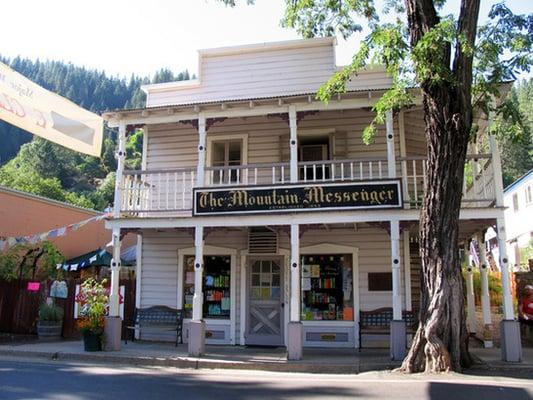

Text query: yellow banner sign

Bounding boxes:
[0,62,103,156]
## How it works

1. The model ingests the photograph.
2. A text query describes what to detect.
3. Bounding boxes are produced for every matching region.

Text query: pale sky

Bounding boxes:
[2,0,531,79]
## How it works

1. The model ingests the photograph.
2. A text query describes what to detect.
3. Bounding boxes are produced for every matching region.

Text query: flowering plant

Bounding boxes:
[76,278,108,335]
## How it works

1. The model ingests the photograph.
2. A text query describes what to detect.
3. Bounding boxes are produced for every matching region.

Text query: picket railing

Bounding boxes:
[119,154,496,215]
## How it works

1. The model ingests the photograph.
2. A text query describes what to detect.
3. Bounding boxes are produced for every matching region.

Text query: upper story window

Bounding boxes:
[526,185,532,206]
[513,193,519,212]
[207,135,247,184]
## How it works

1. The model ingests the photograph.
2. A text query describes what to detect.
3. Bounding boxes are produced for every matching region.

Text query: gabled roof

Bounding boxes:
[504,169,533,194]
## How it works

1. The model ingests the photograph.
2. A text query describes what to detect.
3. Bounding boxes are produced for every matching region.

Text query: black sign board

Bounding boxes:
[193,180,402,216]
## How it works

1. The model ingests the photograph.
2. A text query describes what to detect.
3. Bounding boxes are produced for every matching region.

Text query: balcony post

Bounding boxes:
[287,223,303,360]
[465,243,477,334]
[189,225,206,356]
[477,231,493,348]
[196,113,207,187]
[113,120,127,218]
[390,219,406,360]
[496,216,522,362]
[289,105,298,183]
[386,110,396,179]
[105,227,122,351]
[489,135,504,207]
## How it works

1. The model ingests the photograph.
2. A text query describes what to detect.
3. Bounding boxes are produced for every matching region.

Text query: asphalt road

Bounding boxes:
[0,358,532,400]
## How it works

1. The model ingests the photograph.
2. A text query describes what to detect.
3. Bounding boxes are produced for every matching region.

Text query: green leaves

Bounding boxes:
[281,0,377,40]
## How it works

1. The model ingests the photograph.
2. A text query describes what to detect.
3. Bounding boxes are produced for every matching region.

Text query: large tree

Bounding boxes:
[224,0,532,372]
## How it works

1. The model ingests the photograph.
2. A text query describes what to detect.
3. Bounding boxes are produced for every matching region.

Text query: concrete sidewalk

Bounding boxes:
[0,339,531,374]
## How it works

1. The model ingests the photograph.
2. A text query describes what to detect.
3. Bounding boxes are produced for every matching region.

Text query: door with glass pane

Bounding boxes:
[246,258,284,346]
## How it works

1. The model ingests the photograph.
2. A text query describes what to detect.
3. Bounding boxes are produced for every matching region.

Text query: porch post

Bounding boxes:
[465,241,477,334]
[105,227,122,351]
[477,232,493,348]
[497,216,522,362]
[490,134,522,361]
[386,110,396,178]
[189,225,206,356]
[287,223,303,361]
[390,219,406,360]
[113,120,127,218]
[289,105,298,183]
[196,113,207,187]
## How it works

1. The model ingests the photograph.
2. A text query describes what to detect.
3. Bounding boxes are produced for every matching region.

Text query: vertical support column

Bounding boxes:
[390,219,406,360]
[287,223,303,361]
[386,110,396,179]
[289,105,298,183]
[105,228,122,351]
[196,113,207,187]
[113,121,127,218]
[398,110,410,206]
[465,248,477,334]
[477,232,493,348]
[490,126,521,361]
[189,225,206,356]
[402,231,412,312]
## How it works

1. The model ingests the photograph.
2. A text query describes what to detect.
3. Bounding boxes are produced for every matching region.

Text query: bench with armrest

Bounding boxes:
[359,307,417,350]
[125,306,183,346]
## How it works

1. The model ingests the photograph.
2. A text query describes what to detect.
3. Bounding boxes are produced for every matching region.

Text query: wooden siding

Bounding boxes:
[403,108,427,157]
[145,109,398,172]
[139,225,406,343]
[145,41,391,107]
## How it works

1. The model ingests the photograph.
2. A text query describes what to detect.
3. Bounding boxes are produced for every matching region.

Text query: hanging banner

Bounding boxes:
[0,213,111,252]
[0,61,103,156]
[193,180,402,215]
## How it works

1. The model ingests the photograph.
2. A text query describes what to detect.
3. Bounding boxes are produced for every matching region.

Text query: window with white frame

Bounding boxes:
[207,135,247,185]
[513,193,519,212]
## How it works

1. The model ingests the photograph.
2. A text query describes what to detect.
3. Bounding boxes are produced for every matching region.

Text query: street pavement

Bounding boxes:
[0,357,532,400]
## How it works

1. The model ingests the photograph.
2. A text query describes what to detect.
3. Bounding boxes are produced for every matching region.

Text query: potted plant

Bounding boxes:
[37,303,64,340]
[76,278,108,351]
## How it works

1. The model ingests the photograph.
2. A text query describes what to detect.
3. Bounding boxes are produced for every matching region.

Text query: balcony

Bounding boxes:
[119,154,495,217]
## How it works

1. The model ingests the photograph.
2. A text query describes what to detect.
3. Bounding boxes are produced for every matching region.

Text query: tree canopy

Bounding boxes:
[0,57,192,210]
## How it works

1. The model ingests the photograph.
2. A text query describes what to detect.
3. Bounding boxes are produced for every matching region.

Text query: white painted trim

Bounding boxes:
[106,207,503,230]
[290,224,300,321]
[239,250,247,345]
[403,231,412,311]
[135,235,142,309]
[141,126,148,171]
[386,110,395,178]
[178,244,238,344]
[298,128,336,137]
[196,114,206,187]
[107,96,422,128]
[299,242,359,348]
[205,133,249,168]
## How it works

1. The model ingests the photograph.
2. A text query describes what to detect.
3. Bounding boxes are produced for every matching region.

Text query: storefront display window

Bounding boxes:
[183,255,231,319]
[301,254,353,321]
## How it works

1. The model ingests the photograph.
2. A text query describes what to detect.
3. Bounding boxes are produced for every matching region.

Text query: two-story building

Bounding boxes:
[103,38,521,362]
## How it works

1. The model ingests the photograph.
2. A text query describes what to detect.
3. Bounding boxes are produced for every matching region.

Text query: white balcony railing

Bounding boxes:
[119,154,496,215]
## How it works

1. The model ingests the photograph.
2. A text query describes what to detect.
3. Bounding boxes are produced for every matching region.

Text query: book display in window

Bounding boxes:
[183,255,231,319]
[301,254,353,321]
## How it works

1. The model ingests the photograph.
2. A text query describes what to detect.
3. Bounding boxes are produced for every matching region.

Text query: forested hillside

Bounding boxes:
[0,56,191,210]
[0,56,531,210]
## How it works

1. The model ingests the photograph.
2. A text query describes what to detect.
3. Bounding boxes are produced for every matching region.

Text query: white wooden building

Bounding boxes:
[103,37,521,362]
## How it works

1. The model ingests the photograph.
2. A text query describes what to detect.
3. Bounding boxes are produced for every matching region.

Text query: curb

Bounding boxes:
[0,348,401,374]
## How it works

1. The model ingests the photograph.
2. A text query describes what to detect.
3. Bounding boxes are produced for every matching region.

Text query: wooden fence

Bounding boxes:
[0,278,135,339]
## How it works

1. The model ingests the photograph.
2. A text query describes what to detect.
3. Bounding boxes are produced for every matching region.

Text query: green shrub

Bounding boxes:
[39,303,64,322]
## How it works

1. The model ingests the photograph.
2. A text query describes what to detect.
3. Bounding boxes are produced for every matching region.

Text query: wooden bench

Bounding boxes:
[359,308,417,349]
[126,306,183,346]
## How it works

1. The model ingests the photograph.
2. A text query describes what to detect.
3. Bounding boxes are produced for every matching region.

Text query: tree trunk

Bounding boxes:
[399,0,480,373]
[399,91,473,373]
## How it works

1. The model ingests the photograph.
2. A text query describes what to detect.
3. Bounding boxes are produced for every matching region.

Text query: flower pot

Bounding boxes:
[37,321,62,340]
[83,332,103,351]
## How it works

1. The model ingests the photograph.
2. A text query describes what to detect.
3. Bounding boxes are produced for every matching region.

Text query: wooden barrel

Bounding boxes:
[37,321,62,339]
